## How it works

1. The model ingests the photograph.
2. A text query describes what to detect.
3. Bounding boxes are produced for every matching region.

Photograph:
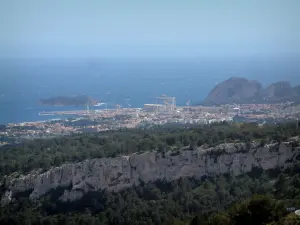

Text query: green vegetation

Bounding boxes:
[190,194,300,225]
[1,121,300,179]
[0,121,300,224]
[0,164,300,225]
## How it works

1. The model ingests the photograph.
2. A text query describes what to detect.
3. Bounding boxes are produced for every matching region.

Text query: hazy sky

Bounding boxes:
[0,0,299,58]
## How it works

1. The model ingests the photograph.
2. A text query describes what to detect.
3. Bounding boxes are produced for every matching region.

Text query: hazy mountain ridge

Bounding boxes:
[203,77,300,105]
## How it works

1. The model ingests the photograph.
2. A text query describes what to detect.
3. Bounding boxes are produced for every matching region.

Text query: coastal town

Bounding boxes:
[1,95,300,146]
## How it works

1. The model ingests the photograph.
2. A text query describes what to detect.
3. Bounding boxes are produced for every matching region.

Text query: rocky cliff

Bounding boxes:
[202,77,300,105]
[202,77,262,105]
[1,140,300,204]
[261,81,299,103]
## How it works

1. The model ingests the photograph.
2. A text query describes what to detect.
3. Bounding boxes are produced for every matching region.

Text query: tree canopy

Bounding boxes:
[1,121,300,179]
[0,121,300,225]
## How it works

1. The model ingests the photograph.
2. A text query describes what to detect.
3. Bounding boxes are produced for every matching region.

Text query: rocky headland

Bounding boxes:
[203,77,300,105]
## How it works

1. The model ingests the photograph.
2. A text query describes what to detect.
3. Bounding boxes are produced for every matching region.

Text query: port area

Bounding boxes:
[39,110,89,116]
[35,102,300,131]
[1,97,300,147]
[37,101,300,123]
[37,106,229,123]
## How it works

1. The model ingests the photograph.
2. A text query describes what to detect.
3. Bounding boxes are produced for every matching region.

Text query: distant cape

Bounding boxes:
[40,95,99,106]
[202,77,300,105]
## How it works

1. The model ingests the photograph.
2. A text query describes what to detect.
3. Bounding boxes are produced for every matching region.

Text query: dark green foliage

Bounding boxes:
[1,121,300,180]
[208,213,231,225]
[190,215,208,225]
[1,164,300,225]
[0,121,300,225]
[192,194,300,225]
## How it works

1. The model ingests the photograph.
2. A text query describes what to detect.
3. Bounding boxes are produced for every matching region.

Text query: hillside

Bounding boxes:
[262,81,298,103]
[2,138,300,204]
[202,77,300,105]
[1,122,300,225]
[1,122,300,179]
[294,85,300,96]
[202,77,262,105]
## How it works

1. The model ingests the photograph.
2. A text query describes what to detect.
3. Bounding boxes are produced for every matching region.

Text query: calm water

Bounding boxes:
[0,57,299,124]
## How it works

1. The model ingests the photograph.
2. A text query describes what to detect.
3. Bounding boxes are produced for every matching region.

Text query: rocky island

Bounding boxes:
[40,95,99,106]
[202,77,300,105]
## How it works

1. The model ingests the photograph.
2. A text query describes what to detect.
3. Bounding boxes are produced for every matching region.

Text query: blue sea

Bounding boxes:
[1,56,300,124]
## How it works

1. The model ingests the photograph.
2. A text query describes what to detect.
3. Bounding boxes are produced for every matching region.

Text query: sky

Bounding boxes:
[0,0,300,58]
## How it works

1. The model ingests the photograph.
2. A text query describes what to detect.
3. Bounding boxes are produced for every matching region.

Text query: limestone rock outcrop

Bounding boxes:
[1,141,300,204]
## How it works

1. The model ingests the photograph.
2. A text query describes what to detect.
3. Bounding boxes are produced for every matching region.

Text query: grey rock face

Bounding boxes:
[202,77,262,105]
[2,141,300,203]
[202,77,300,105]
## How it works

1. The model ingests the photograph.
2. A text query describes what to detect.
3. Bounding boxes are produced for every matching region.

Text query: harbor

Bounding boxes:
[39,110,88,116]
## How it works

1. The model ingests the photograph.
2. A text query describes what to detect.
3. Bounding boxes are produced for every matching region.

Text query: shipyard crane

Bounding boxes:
[156,95,176,112]
[185,100,191,113]
[86,100,91,115]
[116,104,121,112]
[186,100,190,107]
[86,99,97,120]
[124,98,131,108]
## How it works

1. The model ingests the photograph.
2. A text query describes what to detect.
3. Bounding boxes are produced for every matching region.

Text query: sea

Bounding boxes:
[0,56,300,124]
